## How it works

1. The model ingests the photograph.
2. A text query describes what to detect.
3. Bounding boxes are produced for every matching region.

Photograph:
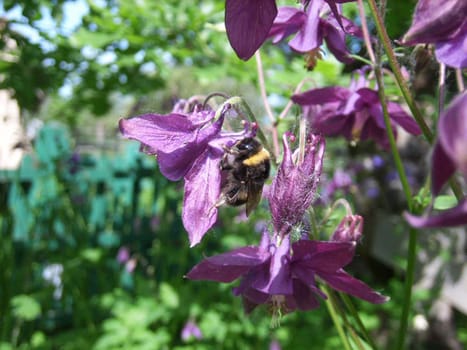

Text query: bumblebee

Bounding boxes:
[218,137,270,216]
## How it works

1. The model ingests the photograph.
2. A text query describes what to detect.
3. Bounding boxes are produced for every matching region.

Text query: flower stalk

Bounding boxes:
[324,285,353,350]
[365,0,433,143]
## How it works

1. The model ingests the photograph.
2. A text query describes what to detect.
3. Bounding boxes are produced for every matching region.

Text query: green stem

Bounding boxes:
[395,227,418,350]
[374,68,413,210]
[367,4,418,349]
[340,293,377,349]
[365,0,433,144]
[324,286,353,350]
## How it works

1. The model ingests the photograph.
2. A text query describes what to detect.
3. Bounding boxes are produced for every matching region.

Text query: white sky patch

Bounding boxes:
[139,62,156,76]
[134,50,145,63]
[97,51,117,65]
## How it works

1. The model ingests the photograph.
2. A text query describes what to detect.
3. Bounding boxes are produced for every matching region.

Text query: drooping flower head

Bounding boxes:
[268,0,361,63]
[119,101,255,246]
[292,68,422,149]
[331,214,363,242]
[401,0,467,68]
[224,0,358,61]
[269,133,325,236]
[405,92,467,228]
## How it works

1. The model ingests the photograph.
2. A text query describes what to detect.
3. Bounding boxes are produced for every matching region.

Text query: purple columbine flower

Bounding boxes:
[401,0,467,68]
[268,133,325,236]
[225,0,278,60]
[292,69,422,149]
[405,92,467,228]
[321,168,353,203]
[119,103,251,246]
[186,231,388,314]
[181,319,203,341]
[268,0,361,63]
[331,215,363,242]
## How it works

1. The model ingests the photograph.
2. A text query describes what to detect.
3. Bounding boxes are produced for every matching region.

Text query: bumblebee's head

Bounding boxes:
[234,137,262,157]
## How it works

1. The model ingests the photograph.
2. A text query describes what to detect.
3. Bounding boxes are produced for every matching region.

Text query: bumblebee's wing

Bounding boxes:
[245,181,264,217]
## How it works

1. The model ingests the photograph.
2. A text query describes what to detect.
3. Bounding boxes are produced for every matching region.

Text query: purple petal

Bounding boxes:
[225,0,278,60]
[292,86,350,105]
[322,17,353,63]
[237,288,269,313]
[268,7,306,44]
[256,235,293,295]
[292,240,356,271]
[119,113,200,154]
[182,149,222,246]
[324,0,357,32]
[288,0,324,52]
[435,27,467,68]
[404,199,467,228]
[292,279,321,311]
[235,259,271,295]
[387,102,421,135]
[431,141,456,195]
[319,269,389,304]
[186,246,264,282]
[291,267,328,300]
[331,215,364,242]
[313,111,354,137]
[438,91,467,178]
[269,134,325,234]
[402,0,467,45]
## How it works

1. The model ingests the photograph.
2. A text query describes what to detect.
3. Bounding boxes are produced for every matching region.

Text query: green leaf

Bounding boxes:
[81,248,102,263]
[11,295,41,321]
[159,283,179,309]
[71,29,119,48]
[434,195,458,210]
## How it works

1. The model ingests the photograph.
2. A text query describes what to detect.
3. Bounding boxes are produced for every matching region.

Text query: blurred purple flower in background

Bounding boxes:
[116,247,137,273]
[401,0,467,68]
[405,92,467,228]
[268,0,360,63]
[117,246,130,264]
[320,168,353,203]
[269,339,281,350]
[292,69,421,149]
[181,319,203,341]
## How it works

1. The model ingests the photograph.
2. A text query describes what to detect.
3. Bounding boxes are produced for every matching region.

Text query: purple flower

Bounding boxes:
[119,104,250,246]
[405,92,467,228]
[186,231,388,314]
[269,133,325,236]
[268,0,360,63]
[181,319,203,341]
[117,246,130,264]
[225,0,278,60]
[331,215,363,242]
[292,69,422,149]
[321,168,353,203]
[269,339,281,350]
[431,92,467,195]
[401,0,467,68]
